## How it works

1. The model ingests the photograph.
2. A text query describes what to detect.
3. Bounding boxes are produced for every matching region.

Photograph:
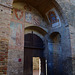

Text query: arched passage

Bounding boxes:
[47,32,63,75]
[24,33,46,75]
[5,0,73,75]
[50,32,61,43]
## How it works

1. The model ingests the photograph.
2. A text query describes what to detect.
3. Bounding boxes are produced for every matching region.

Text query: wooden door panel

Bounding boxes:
[24,33,45,75]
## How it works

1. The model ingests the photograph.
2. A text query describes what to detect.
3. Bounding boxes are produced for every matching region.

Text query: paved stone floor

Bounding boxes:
[33,70,39,75]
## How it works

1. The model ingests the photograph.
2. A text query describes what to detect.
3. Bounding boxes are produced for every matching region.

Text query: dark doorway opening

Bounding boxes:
[24,33,45,75]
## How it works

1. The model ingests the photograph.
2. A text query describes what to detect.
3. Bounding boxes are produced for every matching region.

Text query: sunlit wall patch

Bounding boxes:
[46,8,61,28]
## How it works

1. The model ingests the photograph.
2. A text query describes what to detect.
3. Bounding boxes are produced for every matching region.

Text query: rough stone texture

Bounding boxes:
[0,0,13,7]
[0,4,12,75]
[45,25,73,75]
[72,59,75,75]
[54,0,75,75]
[0,40,8,75]
[55,0,75,26]
[7,50,24,75]
[69,25,75,75]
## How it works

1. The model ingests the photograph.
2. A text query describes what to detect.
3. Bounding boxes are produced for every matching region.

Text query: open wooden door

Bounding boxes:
[24,33,45,75]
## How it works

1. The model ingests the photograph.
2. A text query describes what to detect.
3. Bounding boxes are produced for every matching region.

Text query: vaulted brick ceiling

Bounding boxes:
[14,0,55,22]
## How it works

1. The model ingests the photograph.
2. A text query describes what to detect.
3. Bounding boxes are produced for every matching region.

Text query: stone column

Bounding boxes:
[0,0,13,75]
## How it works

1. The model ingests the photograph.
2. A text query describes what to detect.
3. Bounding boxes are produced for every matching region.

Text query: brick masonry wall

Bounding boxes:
[0,5,12,75]
[0,0,13,75]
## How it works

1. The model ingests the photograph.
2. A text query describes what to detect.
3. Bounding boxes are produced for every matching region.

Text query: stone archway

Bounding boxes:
[50,32,62,75]
[0,0,74,75]
[46,32,63,75]
[24,25,48,75]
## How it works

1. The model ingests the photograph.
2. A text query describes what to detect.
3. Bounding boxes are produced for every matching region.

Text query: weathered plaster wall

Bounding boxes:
[8,9,24,75]
[7,2,48,75]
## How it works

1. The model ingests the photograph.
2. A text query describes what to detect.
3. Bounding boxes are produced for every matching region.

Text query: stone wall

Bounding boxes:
[69,25,75,75]
[55,0,75,27]
[0,0,75,75]
[7,2,48,75]
[46,22,73,75]
[54,0,75,74]
[0,0,13,74]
